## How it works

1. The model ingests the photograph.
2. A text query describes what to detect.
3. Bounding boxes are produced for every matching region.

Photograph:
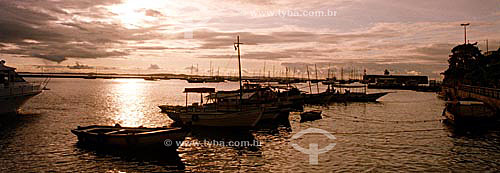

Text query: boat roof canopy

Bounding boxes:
[208,92,255,100]
[184,87,216,93]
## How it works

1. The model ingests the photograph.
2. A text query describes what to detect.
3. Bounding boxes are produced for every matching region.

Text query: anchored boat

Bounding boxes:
[160,36,283,127]
[305,82,389,104]
[160,87,265,127]
[300,110,323,122]
[443,101,497,125]
[71,125,187,149]
[0,60,45,114]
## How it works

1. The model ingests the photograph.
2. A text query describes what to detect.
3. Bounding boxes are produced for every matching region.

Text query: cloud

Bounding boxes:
[144,9,164,17]
[31,54,67,63]
[148,64,161,70]
[0,0,498,76]
[0,0,157,62]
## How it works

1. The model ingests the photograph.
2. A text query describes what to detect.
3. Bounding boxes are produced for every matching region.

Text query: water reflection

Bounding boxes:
[74,143,186,172]
[109,79,146,127]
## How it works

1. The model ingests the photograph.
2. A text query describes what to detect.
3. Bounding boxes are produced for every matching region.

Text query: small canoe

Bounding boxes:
[71,125,187,150]
[300,110,323,122]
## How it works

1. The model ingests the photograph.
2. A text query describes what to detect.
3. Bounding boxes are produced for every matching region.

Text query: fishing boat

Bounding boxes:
[304,82,389,104]
[160,36,273,127]
[71,125,187,149]
[272,85,305,112]
[83,74,97,79]
[0,60,45,114]
[186,77,204,83]
[204,77,225,83]
[144,76,159,81]
[300,110,322,122]
[160,87,264,127]
[442,101,497,125]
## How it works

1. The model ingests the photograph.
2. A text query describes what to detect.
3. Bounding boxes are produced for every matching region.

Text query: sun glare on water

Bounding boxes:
[110,79,147,127]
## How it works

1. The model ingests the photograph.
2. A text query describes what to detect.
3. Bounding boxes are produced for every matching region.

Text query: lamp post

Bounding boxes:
[460,23,470,44]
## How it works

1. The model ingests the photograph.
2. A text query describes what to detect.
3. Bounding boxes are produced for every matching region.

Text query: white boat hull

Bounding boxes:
[0,91,41,114]
[169,108,263,127]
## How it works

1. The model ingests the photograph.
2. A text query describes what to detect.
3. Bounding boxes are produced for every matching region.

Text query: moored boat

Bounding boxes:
[161,36,297,127]
[443,101,497,125]
[300,110,323,122]
[304,82,389,104]
[161,87,265,127]
[71,125,187,149]
[0,60,44,114]
[186,77,204,83]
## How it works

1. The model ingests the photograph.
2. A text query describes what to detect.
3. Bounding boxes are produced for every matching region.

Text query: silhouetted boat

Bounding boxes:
[160,87,265,127]
[186,77,204,83]
[304,82,389,104]
[144,76,159,81]
[204,77,225,83]
[0,60,44,114]
[443,101,497,125]
[71,125,187,150]
[300,110,322,122]
[83,74,97,79]
[160,36,296,127]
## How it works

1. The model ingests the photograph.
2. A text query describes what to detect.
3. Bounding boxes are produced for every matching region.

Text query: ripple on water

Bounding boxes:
[0,79,499,172]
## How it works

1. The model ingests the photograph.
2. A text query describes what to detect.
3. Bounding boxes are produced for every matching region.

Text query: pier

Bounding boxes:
[450,85,500,111]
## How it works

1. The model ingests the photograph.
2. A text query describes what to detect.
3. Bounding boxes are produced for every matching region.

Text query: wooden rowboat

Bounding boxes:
[300,110,323,122]
[71,125,187,150]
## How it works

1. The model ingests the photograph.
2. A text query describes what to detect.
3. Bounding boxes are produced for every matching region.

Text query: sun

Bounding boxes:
[105,0,174,28]
[105,0,213,29]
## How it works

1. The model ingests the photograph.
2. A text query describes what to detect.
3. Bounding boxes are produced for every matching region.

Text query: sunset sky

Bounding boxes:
[0,0,499,78]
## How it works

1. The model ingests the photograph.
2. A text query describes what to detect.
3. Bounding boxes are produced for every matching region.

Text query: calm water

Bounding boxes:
[1,78,499,172]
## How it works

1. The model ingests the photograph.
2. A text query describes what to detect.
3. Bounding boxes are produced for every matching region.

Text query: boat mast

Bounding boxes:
[327,63,331,91]
[314,64,319,93]
[307,65,312,93]
[285,67,289,87]
[341,67,344,81]
[234,36,244,103]
[327,63,330,80]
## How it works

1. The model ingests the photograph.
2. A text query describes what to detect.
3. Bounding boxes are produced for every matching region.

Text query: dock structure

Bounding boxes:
[444,85,500,112]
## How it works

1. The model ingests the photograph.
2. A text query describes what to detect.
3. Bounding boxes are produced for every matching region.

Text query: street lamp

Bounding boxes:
[460,23,470,44]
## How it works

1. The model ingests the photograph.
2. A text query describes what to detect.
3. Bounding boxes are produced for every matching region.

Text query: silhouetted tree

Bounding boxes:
[444,43,500,88]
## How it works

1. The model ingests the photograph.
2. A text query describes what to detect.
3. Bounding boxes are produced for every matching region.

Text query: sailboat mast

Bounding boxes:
[327,63,330,80]
[235,36,243,102]
[341,67,344,81]
[314,64,319,93]
[307,65,312,93]
[285,67,289,87]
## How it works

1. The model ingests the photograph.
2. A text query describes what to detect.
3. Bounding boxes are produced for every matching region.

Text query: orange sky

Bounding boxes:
[0,0,499,78]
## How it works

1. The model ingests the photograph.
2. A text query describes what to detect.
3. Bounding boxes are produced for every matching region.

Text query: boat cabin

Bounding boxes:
[183,87,216,106]
[0,60,26,87]
[207,85,277,106]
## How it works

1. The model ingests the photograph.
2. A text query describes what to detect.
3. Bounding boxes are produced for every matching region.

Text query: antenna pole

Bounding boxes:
[461,23,470,44]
